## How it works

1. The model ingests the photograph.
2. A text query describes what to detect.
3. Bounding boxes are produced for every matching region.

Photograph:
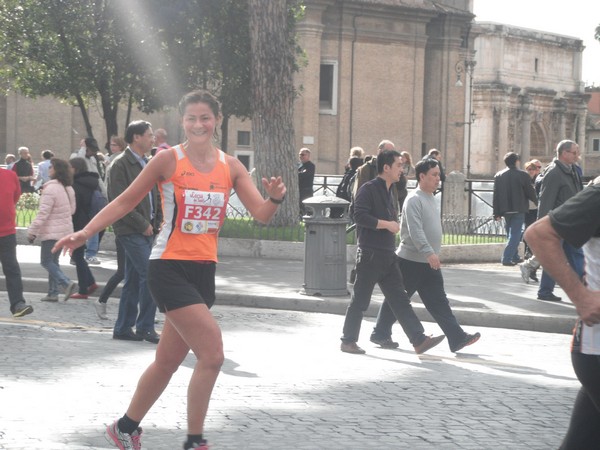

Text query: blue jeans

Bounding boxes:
[114,234,157,335]
[502,213,525,264]
[40,240,71,296]
[538,241,585,297]
[0,233,27,312]
[85,233,100,259]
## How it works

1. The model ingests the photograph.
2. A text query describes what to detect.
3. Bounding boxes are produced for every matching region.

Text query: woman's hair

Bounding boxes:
[69,157,88,175]
[110,135,127,153]
[400,151,413,166]
[50,158,73,186]
[178,90,221,118]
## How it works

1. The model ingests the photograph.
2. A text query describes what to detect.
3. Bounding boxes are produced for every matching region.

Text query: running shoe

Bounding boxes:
[187,440,209,450]
[105,420,142,450]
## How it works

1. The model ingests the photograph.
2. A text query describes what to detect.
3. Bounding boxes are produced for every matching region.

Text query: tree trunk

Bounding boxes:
[75,94,94,138]
[221,114,229,153]
[248,0,299,226]
[99,90,119,149]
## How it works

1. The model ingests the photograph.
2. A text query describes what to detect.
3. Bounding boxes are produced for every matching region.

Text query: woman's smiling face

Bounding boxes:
[182,101,218,144]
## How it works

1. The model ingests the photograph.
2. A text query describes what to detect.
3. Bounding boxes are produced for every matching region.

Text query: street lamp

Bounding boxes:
[455,58,476,178]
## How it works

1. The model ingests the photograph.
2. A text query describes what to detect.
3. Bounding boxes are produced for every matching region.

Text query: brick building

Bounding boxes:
[0,1,591,180]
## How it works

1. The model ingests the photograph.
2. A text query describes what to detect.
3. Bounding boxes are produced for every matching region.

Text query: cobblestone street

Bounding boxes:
[1,301,577,449]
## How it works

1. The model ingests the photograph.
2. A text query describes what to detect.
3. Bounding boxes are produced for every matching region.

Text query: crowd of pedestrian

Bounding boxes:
[3,106,598,448]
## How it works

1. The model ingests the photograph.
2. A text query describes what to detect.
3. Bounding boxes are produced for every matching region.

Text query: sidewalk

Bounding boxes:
[2,244,577,334]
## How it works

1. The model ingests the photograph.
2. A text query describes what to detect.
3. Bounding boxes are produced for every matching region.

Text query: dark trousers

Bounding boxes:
[372,257,466,349]
[0,233,26,312]
[72,245,95,294]
[98,238,125,304]
[341,248,425,346]
[560,352,600,449]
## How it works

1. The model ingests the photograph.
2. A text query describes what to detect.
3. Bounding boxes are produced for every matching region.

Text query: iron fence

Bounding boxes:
[16,177,506,245]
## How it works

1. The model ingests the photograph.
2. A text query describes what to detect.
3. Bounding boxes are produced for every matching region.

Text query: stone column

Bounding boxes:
[556,99,567,141]
[496,106,509,171]
[520,96,532,162]
[442,171,468,217]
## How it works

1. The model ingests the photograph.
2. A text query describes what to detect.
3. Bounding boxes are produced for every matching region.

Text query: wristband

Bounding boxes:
[269,195,285,205]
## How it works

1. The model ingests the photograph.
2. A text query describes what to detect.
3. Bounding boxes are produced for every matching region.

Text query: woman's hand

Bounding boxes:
[52,230,88,255]
[262,176,286,201]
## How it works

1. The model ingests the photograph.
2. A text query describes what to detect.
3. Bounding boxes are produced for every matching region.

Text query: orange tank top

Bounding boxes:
[150,144,232,262]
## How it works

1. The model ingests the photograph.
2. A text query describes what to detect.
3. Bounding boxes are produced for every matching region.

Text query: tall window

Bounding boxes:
[319,60,338,115]
[593,138,600,152]
[237,130,251,147]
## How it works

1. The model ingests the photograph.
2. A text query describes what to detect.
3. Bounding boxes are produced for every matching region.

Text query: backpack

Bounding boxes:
[348,159,376,222]
[336,169,356,202]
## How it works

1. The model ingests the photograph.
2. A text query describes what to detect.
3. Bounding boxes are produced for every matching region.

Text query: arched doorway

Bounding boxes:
[530,122,547,157]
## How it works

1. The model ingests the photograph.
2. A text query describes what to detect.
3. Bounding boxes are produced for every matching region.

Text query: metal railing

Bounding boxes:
[16,177,506,245]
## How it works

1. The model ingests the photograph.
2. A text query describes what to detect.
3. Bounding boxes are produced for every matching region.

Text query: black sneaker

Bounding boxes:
[370,336,399,349]
[537,293,561,302]
[12,303,33,318]
[113,329,144,341]
[450,332,481,353]
[136,330,160,344]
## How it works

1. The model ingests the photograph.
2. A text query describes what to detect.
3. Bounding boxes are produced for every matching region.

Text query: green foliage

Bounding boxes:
[0,0,305,148]
[0,0,163,141]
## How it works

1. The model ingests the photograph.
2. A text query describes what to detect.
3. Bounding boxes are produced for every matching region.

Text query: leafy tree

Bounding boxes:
[249,0,301,225]
[0,1,148,143]
[143,0,251,151]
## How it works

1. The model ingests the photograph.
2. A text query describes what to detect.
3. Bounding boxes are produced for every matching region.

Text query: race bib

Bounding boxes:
[180,189,226,234]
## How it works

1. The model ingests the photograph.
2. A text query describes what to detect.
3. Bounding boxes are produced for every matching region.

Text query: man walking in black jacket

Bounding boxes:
[493,152,537,266]
[340,149,444,355]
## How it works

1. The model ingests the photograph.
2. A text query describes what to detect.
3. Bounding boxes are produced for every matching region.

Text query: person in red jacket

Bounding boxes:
[0,167,33,317]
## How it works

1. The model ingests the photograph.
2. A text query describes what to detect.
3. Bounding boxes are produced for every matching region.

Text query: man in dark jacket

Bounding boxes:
[340,149,443,355]
[12,147,35,194]
[493,152,537,266]
[352,140,408,215]
[298,148,315,214]
[535,139,584,302]
[108,120,162,343]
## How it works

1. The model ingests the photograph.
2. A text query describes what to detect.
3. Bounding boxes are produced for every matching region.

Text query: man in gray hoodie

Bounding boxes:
[371,158,480,353]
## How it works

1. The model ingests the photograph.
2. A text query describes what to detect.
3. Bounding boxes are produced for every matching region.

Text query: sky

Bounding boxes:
[473,0,600,87]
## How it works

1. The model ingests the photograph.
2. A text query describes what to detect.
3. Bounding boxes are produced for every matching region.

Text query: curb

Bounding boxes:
[9,277,572,336]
